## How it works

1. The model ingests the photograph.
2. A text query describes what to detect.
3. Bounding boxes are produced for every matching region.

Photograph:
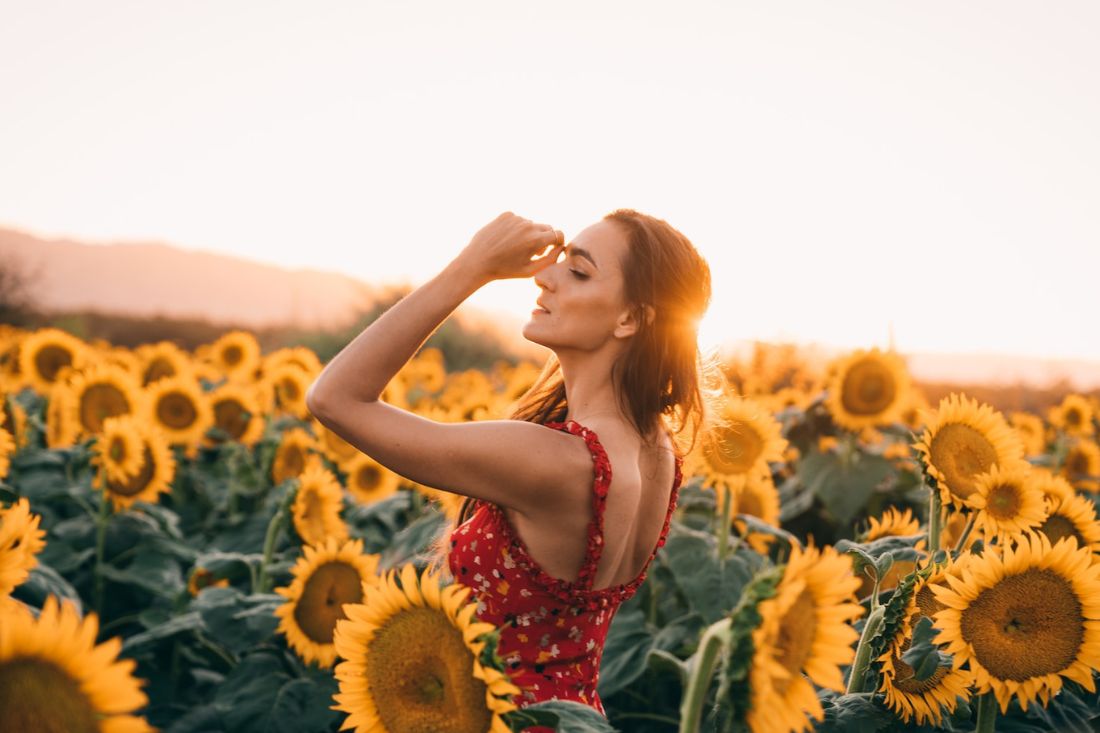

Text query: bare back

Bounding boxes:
[503,419,679,591]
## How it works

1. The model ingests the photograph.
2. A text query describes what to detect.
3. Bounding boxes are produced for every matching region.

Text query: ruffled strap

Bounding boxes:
[543,419,612,592]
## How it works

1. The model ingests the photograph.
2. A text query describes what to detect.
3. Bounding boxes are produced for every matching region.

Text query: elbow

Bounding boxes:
[305,384,331,421]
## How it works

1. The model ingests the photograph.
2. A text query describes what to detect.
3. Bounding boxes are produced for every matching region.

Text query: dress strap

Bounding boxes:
[543,419,611,592]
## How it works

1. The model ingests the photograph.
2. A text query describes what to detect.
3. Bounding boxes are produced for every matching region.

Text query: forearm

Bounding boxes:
[308,257,487,407]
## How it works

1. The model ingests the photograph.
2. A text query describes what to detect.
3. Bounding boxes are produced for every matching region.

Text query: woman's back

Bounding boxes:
[446,419,683,715]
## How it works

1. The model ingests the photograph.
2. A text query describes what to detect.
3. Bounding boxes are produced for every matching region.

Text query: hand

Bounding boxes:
[458,212,565,283]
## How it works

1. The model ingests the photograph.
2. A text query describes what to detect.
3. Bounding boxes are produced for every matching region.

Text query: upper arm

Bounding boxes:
[307,397,592,517]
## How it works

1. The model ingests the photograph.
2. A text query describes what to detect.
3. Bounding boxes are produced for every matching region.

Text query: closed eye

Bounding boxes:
[570,269,590,280]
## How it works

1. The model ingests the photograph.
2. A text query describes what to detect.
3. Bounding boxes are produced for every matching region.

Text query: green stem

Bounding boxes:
[679,617,732,733]
[953,513,976,555]
[93,490,112,615]
[927,485,943,553]
[845,605,886,694]
[975,692,998,733]
[716,486,733,565]
[255,509,287,594]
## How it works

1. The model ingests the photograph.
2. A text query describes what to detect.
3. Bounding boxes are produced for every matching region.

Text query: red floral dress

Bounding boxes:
[447,419,684,730]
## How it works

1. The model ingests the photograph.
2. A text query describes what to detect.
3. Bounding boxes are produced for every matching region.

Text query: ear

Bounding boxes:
[613,304,655,339]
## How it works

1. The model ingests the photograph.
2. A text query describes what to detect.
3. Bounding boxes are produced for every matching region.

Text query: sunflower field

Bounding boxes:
[2,323,1100,733]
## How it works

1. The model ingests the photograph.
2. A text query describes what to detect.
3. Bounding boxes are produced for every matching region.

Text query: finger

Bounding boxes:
[531,228,562,248]
[526,243,564,272]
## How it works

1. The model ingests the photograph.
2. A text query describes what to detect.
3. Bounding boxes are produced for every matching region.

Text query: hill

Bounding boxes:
[0,226,376,331]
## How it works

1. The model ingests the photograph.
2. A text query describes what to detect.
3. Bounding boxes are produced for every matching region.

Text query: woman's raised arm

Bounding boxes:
[305,213,584,516]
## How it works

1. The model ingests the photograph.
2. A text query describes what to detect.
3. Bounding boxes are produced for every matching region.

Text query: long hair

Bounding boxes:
[424,208,713,576]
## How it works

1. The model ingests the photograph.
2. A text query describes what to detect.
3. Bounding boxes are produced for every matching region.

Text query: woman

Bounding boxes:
[306,209,712,725]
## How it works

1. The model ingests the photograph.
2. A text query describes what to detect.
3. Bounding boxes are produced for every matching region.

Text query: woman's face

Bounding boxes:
[523,219,635,351]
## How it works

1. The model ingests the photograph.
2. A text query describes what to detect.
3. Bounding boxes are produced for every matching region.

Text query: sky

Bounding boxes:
[2,1,1099,362]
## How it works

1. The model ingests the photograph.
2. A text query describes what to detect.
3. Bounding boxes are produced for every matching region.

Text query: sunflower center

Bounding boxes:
[774,588,816,692]
[278,377,301,402]
[366,607,493,733]
[1065,451,1090,476]
[928,423,998,500]
[107,444,155,497]
[0,657,99,733]
[704,421,764,475]
[282,445,306,477]
[358,466,383,491]
[986,483,1022,520]
[157,391,198,429]
[293,561,364,644]
[214,398,250,440]
[959,568,1084,681]
[144,359,176,385]
[35,346,74,384]
[1065,408,1082,428]
[79,384,131,433]
[840,360,897,416]
[915,586,945,619]
[223,346,242,366]
[1037,514,1084,548]
[109,436,127,462]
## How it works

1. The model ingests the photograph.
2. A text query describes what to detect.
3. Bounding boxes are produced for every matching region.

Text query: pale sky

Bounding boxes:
[2,1,1099,361]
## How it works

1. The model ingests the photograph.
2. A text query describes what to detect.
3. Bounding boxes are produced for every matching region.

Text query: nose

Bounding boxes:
[533,262,558,292]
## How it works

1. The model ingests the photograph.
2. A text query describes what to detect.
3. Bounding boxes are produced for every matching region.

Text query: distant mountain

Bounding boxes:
[0,226,377,330]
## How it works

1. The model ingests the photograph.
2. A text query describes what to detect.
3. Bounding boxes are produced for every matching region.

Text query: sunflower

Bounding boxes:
[262,362,314,421]
[899,391,931,432]
[721,470,781,554]
[0,497,46,596]
[312,417,361,465]
[141,374,214,457]
[1061,439,1100,492]
[275,536,381,667]
[332,563,520,733]
[15,327,89,395]
[1049,394,1095,438]
[0,594,154,732]
[1,390,29,453]
[824,348,911,431]
[1032,467,1076,505]
[415,485,466,523]
[203,382,264,448]
[878,567,973,726]
[744,543,864,733]
[96,421,177,511]
[343,453,401,506]
[1035,492,1100,554]
[272,427,321,485]
[690,393,787,494]
[0,426,13,481]
[966,464,1047,542]
[208,330,262,383]
[63,363,145,440]
[401,349,447,397]
[187,567,229,596]
[862,507,922,542]
[1009,411,1047,457]
[134,341,194,388]
[292,460,348,546]
[91,415,146,486]
[931,532,1100,713]
[263,346,322,383]
[914,393,1026,510]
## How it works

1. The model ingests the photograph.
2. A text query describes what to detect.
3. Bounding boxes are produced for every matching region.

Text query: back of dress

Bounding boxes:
[447,419,683,720]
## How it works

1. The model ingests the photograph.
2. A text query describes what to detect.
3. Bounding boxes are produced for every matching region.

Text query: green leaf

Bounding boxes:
[506,699,619,732]
[194,587,282,656]
[597,608,653,698]
[798,450,893,525]
[99,552,185,598]
[900,616,943,682]
[122,611,204,655]
[10,561,83,613]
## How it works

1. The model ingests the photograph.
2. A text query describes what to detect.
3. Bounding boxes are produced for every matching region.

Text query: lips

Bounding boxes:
[535,300,551,314]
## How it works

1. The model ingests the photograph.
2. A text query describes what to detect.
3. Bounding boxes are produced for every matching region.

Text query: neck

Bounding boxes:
[554,344,632,428]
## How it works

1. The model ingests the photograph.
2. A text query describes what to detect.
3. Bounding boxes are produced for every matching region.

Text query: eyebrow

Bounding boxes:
[567,245,598,269]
